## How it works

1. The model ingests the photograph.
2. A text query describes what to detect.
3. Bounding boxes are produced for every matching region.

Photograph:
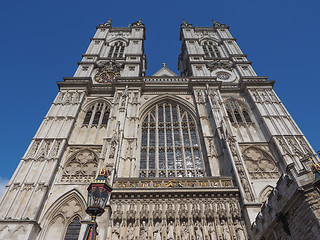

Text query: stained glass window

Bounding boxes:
[139,102,205,177]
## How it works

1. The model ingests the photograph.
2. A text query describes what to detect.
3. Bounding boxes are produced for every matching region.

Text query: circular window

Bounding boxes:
[216,72,231,81]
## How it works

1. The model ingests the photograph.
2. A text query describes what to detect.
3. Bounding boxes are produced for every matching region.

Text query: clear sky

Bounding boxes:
[0,0,319,190]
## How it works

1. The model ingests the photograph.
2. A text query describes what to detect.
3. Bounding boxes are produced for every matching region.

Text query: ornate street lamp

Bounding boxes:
[83,168,113,240]
[310,155,320,191]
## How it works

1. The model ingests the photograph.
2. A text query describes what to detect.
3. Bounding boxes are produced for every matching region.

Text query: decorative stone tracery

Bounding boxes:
[61,149,98,183]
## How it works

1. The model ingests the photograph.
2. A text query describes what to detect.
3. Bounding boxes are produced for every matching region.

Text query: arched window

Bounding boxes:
[140,102,205,178]
[225,99,252,124]
[82,102,110,127]
[64,216,81,240]
[108,41,125,58]
[202,40,221,58]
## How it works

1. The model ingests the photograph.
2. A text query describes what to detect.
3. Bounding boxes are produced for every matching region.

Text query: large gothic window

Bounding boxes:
[225,99,252,124]
[202,41,221,58]
[107,41,125,58]
[83,102,110,127]
[139,102,205,178]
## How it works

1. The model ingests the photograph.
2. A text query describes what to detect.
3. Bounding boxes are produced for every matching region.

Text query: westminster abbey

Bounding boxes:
[0,19,319,240]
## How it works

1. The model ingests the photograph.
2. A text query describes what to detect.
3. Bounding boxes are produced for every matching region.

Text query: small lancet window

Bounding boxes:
[227,110,234,123]
[82,102,110,128]
[107,41,125,58]
[202,41,221,58]
[64,217,81,240]
[234,110,242,123]
[243,110,252,122]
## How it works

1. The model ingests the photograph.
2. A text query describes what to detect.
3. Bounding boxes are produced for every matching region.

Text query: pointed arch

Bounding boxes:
[61,149,99,183]
[224,97,253,124]
[139,94,197,120]
[138,96,206,178]
[81,99,111,127]
[39,189,86,240]
[259,185,274,204]
[106,37,129,46]
[242,147,280,179]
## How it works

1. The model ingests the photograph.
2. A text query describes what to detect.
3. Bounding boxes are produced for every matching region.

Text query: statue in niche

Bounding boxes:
[167,220,175,240]
[207,222,217,240]
[194,220,203,240]
[221,220,231,240]
[127,222,134,240]
[181,221,190,240]
[234,220,245,240]
[140,220,148,240]
[112,221,120,240]
[153,222,162,240]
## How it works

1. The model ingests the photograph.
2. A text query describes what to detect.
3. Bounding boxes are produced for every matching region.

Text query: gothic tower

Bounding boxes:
[0,19,319,240]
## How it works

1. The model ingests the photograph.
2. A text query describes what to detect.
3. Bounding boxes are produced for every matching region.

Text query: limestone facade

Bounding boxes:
[0,19,319,240]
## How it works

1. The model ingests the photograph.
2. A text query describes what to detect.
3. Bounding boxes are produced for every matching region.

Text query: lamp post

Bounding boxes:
[83,168,113,240]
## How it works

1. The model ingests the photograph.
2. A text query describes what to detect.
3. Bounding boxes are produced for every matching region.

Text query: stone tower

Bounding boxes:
[0,19,319,240]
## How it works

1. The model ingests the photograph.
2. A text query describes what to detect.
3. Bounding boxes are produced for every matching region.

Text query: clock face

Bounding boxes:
[94,70,118,83]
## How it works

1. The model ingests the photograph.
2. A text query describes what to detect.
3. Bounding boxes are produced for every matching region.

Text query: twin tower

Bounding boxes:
[0,19,319,240]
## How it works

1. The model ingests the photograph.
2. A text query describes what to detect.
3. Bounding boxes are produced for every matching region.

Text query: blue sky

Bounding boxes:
[0,0,319,189]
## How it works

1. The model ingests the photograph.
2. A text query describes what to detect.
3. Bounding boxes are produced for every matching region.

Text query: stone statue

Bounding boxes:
[221,220,231,240]
[140,220,148,240]
[207,222,217,240]
[167,220,175,240]
[194,220,203,240]
[112,221,120,240]
[153,222,162,240]
[127,222,134,240]
[181,221,190,240]
[235,220,245,240]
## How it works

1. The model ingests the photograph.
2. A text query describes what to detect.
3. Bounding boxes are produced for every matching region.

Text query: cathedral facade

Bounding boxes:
[0,19,319,240]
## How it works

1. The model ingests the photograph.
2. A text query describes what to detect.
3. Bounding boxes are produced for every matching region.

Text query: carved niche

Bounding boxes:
[61,149,98,183]
[242,147,279,179]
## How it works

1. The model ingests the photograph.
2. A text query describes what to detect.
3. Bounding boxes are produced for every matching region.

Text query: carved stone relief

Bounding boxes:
[61,149,98,183]
[242,147,279,179]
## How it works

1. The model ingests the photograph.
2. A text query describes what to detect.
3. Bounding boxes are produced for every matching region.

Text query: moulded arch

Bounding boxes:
[224,97,250,110]
[64,148,99,166]
[39,189,86,228]
[259,185,274,204]
[241,146,277,164]
[82,98,112,112]
[139,94,197,121]
[199,37,221,45]
[106,37,129,46]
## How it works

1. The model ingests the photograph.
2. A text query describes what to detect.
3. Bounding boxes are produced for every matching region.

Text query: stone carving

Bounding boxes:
[194,220,203,240]
[196,90,206,104]
[61,149,98,183]
[109,122,120,159]
[153,222,162,240]
[206,60,233,72]
[242,147,279,179]
[208,222,217,240]
[49,140,62,159]
[100,18,112,27]
[112,221,120,240]
[297,137,312,155]
[221,220,231,240]
[131,19,144,26]
[27,140,41,159]
[278,138,293,156]
[212,19,226,28]
[236,165,254,201]
[127,222,134,240]
[96,60,123,74]
[167,220,175,240]
[180,221,190,240]
[181,19,193,27]
[140,220,148,240]
[234,220,245,240]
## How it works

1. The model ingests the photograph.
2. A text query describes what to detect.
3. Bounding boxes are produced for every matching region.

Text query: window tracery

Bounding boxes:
[225,99,252,124]
[139,102,205,178]
[61,150,98,183]
[107,41,125,58]
[242,148,279,179]
[83,102,110,127]
[202,40,221,58]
